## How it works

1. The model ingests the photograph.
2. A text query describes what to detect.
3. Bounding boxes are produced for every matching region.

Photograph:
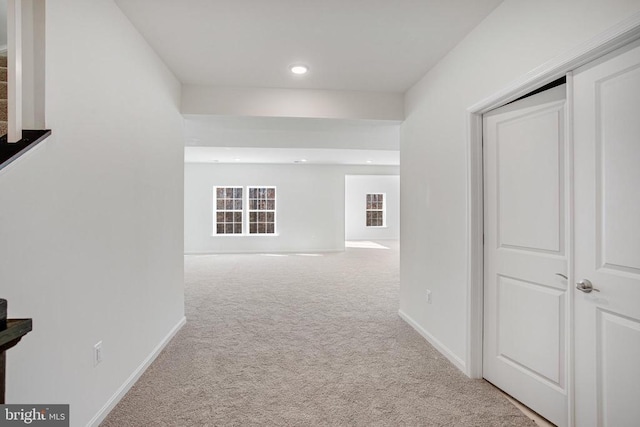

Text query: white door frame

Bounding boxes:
[464,9,640,425]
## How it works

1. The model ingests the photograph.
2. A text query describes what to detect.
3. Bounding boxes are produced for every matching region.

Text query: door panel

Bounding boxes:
[597,311,640,427]
[574,40,640,427]
[483,84,568,427]
[498,109,563,252]
[598,65,640,273]
[497,276,563,385]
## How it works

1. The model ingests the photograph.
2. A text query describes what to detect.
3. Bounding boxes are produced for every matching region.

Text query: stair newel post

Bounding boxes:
[7,0,22,143]
[0,299,33,404]
[0,299,6,402]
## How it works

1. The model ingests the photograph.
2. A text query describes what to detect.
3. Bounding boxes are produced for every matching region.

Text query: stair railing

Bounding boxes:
[7,0,22,143]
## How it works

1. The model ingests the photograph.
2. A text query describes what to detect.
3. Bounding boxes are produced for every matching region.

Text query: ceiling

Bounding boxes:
[115,0,503,92]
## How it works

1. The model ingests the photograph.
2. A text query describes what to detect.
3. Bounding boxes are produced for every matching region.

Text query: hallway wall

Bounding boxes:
[0,1,185,425]
[400,0,640,371]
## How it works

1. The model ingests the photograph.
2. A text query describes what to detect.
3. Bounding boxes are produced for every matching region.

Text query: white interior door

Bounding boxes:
[573,40,640,427]
[483,84,568,426]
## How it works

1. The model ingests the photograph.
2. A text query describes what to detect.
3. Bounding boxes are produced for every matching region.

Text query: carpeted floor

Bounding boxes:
[102,241,534,426]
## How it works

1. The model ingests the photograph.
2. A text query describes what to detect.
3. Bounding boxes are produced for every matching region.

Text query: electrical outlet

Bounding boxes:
[426,290,432,304]
[94,341,103,366]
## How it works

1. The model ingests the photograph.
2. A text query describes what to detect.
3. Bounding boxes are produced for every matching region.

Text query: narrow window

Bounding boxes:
[366,193,385,227]
[248,187,276,234]
[214,186,243,234]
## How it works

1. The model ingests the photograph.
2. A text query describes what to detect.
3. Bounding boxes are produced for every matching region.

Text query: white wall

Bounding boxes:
[400,0,640,371]
[185,163,399,254]
[0,1,184,426]
[185,116,400,151]
[182,85,404,121]
[345,175,399,240]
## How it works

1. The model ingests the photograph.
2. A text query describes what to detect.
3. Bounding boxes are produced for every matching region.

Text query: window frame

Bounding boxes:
[213,186,245,235]
[365,193,386,228]
[212,185,278,236]
[247,186,277,235]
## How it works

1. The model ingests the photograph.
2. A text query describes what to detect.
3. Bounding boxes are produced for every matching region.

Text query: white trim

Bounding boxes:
[565,71,576,427]
[211,233,281,238]
[465,112,484,379]
[398,309,466,373]
[365,192,386,228]
[247,185,277,235]
[213,185,245,235]
[465,11,640,425]
[7,0,22,143]
[185,248,342,255]
[87,317,186,427]
[213,186,278,236]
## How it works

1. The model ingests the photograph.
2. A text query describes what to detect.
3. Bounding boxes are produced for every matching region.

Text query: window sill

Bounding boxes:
[211,233,280,237]
[366,226,388,229]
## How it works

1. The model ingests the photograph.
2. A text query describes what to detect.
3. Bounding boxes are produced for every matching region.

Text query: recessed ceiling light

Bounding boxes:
[300,159,307,162]
[290,65,309,75]
[366,160,373,164]
[234,158,241,161]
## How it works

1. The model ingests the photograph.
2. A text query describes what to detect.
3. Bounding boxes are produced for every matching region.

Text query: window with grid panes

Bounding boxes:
[366,193,385,227]
[248,187,276,234]
[214,187,243,234]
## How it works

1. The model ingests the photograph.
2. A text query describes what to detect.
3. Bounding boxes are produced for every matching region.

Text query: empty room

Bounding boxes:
[0,1,639,426]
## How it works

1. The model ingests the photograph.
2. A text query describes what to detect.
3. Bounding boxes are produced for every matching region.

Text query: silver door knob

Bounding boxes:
[576,279,600,293]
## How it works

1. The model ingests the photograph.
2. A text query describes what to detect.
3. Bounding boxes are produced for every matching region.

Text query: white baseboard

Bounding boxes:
[184,248,342,255]
[87,316,187,427]
[398,309,467,374]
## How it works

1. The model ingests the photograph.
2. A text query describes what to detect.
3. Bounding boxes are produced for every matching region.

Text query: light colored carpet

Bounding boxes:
[102,242,534,426]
